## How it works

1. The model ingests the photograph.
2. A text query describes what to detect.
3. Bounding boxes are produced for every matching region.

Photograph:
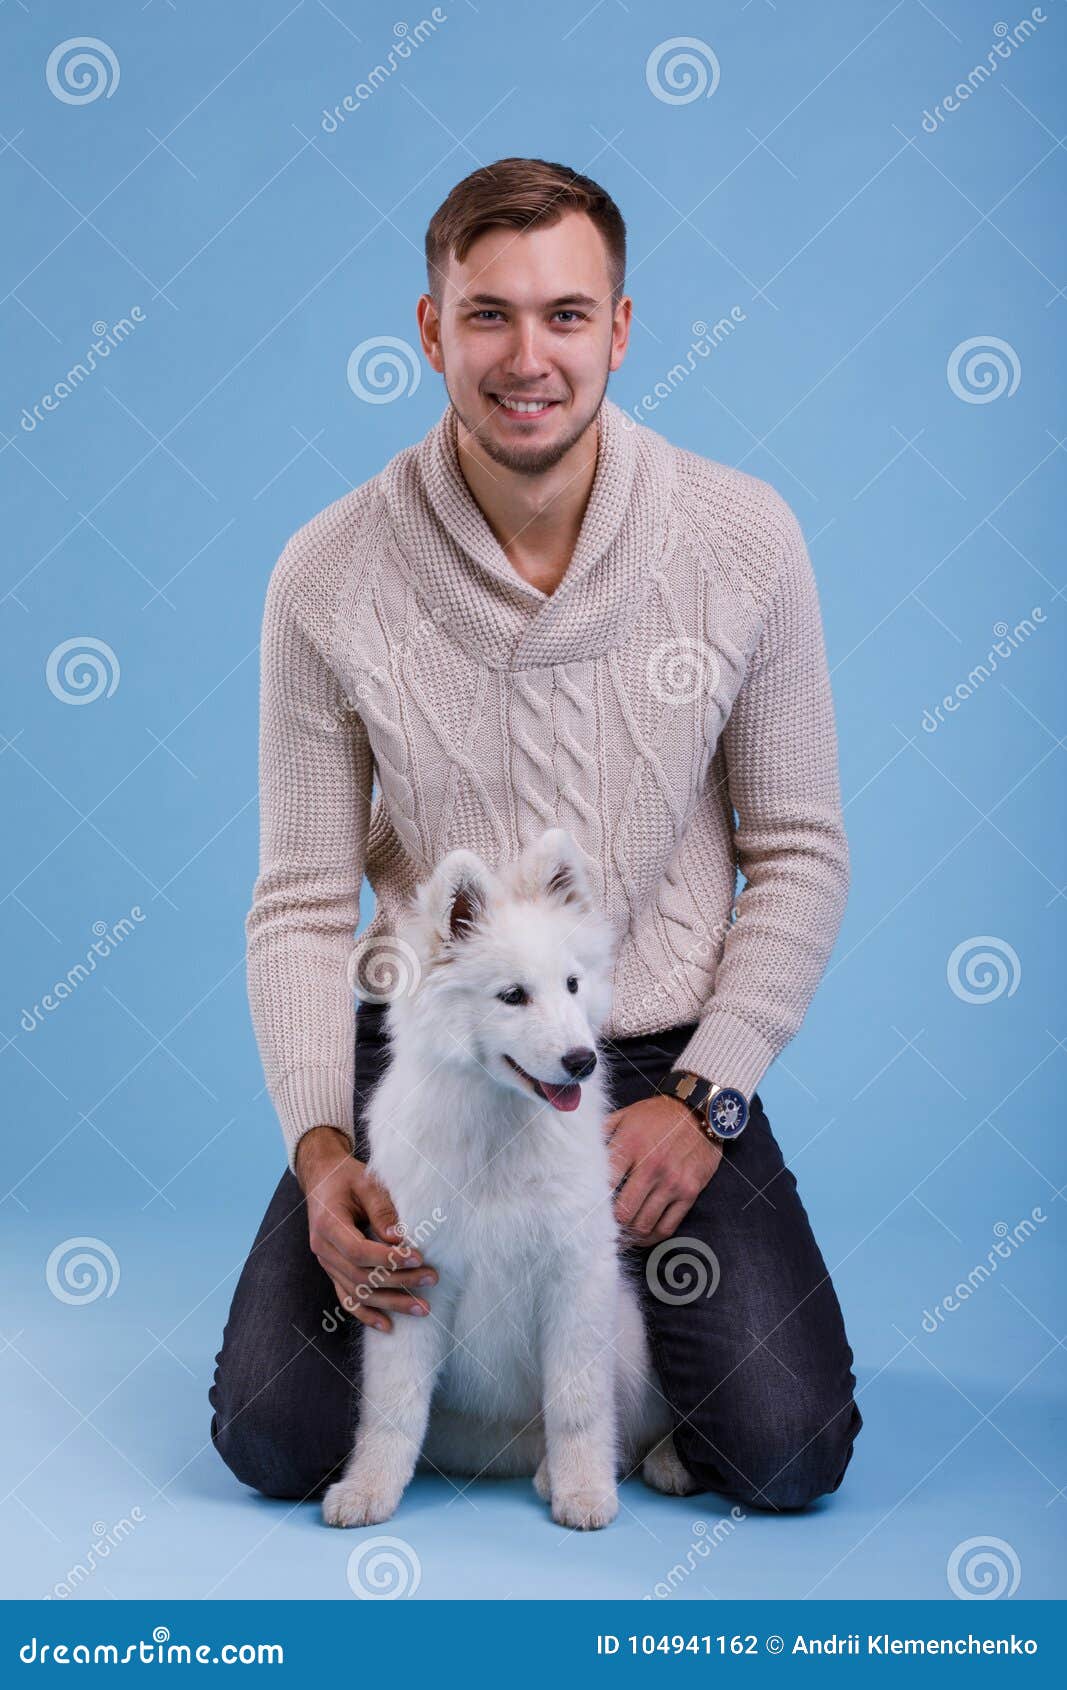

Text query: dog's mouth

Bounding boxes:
[503,1053,582,1112]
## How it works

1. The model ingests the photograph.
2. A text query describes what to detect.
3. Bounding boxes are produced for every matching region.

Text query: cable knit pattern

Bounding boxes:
[246,397,850,1171]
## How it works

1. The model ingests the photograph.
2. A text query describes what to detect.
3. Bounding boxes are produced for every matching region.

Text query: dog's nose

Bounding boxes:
[561,1046,597,1080]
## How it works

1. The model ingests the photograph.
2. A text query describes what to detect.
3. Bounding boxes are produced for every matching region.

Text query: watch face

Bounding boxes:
[708,1087,749,1139]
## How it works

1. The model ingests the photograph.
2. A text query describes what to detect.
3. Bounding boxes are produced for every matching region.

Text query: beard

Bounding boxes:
[446,372,609,477]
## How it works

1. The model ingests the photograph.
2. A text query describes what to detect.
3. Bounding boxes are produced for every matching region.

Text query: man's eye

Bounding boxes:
[566,976,579,993]
[498,986,528,1006]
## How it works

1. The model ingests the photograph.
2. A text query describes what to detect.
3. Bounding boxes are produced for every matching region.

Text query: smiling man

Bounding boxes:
[210,156,862,1516]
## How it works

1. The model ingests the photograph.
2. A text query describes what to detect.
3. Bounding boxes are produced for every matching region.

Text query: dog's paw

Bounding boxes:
[532,1456,552,1503]
[321,1478,402,1528]
[641,1435,699,1497]
[551,1486,618,1530]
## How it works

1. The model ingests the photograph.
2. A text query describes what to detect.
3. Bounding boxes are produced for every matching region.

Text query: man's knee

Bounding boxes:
[676,1392,862,1512]
[209,1385,343,1501]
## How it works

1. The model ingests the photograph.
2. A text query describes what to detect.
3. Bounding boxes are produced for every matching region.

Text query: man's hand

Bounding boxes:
[294,1125,437,1334]
[603,1096,722,1247]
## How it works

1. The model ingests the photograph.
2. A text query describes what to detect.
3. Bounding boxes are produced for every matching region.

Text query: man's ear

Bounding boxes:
[427,848,494,948]
[516,827,595,911]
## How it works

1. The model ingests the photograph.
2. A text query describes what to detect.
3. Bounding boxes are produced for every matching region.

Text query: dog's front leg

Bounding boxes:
[539,1253,619,1530]
[322,1304,450,1529]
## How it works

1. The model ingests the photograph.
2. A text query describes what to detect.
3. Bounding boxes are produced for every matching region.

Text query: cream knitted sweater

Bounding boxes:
[246,396,850,1172]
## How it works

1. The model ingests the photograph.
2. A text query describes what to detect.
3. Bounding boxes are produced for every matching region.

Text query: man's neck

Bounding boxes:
[454,418,599,597]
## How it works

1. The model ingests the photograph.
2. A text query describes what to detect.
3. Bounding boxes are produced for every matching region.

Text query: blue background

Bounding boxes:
[1,0,1063,1602]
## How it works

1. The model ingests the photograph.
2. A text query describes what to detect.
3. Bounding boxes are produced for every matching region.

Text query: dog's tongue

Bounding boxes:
[536,1079,582,1112]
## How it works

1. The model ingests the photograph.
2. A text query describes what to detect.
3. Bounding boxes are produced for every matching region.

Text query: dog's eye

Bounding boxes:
[498,986,528,1006]
[566,975,579,994]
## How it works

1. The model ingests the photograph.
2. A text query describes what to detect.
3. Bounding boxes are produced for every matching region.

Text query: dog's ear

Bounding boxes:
[428,849,493,948]
[516,827,595,911]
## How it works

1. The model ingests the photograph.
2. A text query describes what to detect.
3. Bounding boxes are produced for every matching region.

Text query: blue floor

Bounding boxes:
[5,1199,1064,1602]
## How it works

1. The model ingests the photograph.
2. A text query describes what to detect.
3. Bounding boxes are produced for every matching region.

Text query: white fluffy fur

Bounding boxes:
[322,827,696,1530]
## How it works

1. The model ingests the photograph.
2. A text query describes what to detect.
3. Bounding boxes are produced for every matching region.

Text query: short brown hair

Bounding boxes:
[424,157,627,309]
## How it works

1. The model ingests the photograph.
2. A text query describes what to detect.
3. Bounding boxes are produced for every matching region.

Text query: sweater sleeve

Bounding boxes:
[245,540,374,1174]
[675,489,850,1099]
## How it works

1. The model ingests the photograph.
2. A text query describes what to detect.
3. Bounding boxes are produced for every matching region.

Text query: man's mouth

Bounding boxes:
[504,1053,582,1111]
[490,394,562,418]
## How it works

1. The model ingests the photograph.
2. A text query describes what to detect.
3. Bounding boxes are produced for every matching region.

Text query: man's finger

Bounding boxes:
[614,1163,655,1226]
[605,1126,636,1190]
[647,1198,692,1246]
[359,1168,403,1241]
[358,1287,432,1316]
[353,1304,392,1334]
[329,1225,423,1275]
[626,1187,670,1243]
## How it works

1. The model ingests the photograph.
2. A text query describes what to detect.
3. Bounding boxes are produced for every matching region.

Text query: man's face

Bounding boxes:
[419,211,630,476]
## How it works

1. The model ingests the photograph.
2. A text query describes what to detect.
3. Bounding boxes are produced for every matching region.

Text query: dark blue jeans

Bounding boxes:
[210,1002,861,1510]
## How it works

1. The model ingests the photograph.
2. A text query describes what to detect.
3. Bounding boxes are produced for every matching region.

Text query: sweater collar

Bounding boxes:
[380,395,676,670]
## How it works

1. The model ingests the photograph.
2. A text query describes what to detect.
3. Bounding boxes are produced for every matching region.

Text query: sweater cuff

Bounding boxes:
[674,1009,778,1102]
[274,1066,354,1175]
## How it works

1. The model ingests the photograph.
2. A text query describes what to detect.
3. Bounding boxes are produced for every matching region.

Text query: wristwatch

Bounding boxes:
[661,1069,750,1144]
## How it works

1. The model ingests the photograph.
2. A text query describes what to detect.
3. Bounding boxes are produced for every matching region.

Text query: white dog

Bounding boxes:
[322,827,697,1530]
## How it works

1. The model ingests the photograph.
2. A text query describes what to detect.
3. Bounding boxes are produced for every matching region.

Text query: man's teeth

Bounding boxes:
[499,397,554,413]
